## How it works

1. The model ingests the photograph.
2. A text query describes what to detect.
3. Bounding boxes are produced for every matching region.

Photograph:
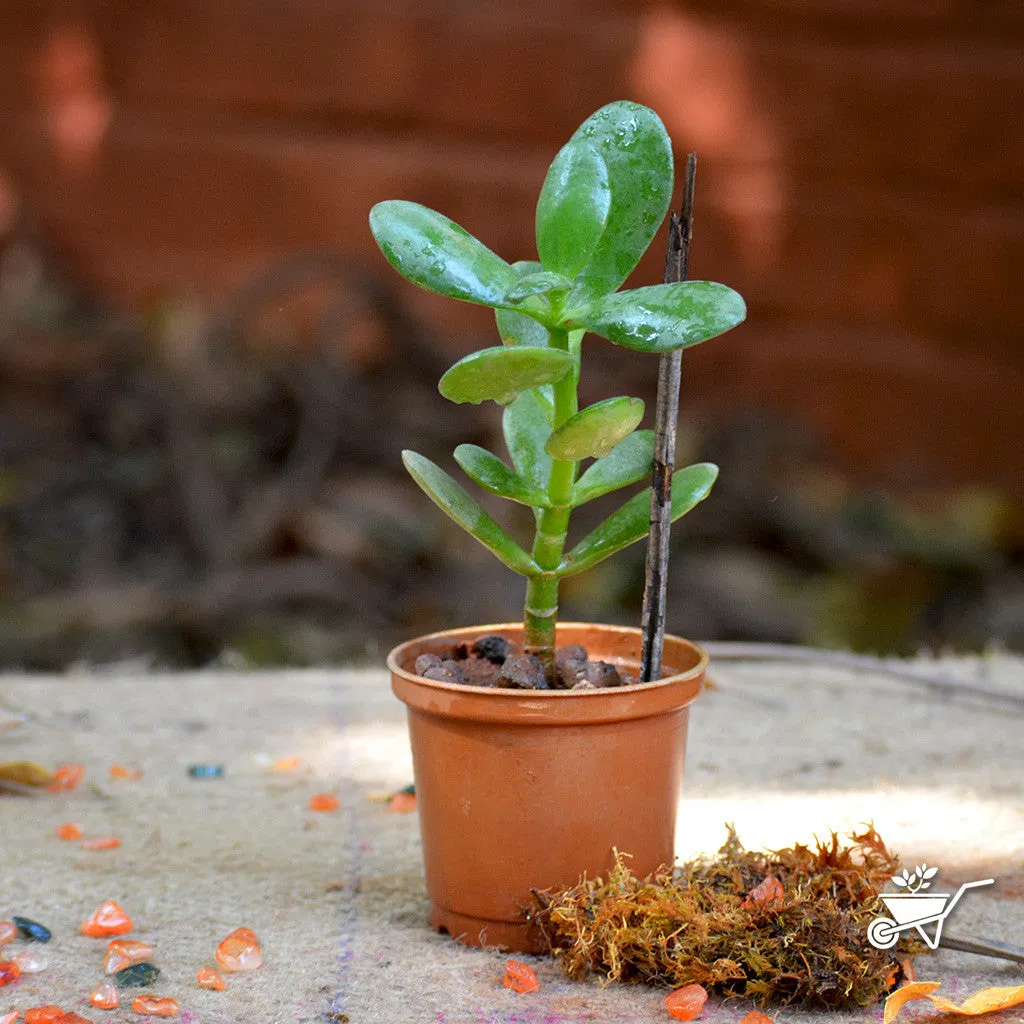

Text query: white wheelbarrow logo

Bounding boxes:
[867,863,993,950]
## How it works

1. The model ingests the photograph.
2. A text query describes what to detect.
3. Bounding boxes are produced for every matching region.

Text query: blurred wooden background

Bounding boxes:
[2,0,1023,495]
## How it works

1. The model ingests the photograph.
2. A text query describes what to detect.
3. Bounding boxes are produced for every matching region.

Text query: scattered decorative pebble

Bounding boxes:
[665,983,709,1021]
[13,948,48,973]
[46,762,86,792]
[0,960,20,986]
[55,822,84,840]
[186,764,224,779]
[215,927,262,973]
[81,836,121,851]
[109,765,143,781]
[0,920,15,945]
[388,791,417,813]
[60,1013,96,1024]
[503,959,539,993]
[13,917,52,942]
[113,963,161,989]
[0,1010,18,1024]
[24,1006,66,1023]
[197,967,226,990]
[271,756,303,772]
[131,995,178,1017]
[308,793,339,812]
[104,939,155,975]
[90,980,121,1009]
[80,901,133,938]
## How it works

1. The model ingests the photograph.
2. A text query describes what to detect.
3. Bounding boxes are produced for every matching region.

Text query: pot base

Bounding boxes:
[429,903,543,953]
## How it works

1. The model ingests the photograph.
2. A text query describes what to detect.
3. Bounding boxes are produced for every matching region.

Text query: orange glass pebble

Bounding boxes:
[0,920,15,945]
[24,1007,66,1023]
[0,961,20,986]
[0,1011,18,1024]
[215,928,262,973]
[308,793,339,812]
[80,900,133,937]
[109,765,143,781]
[271,756,302,772]
[131,996,178,1017]
[739,1012,775,1024]
[47,762,85,792]
[503,959,539,994]
[81,836,121,851]
[743,875,784,907]
[56,822,84,840]
[387,791,417,813]
[60,1014,97,1024]
[90,981,120,1009]
[104,939,155,975]
[197,967,226,990]
[665,984,709,1021]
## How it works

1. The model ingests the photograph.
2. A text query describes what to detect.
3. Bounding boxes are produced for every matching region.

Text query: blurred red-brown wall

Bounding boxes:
[2,0,1022,496]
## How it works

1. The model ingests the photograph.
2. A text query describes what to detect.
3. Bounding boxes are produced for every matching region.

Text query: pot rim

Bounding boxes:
[388,621,707,706]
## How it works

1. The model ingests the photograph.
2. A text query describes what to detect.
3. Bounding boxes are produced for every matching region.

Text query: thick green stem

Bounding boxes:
[523,327,578,680]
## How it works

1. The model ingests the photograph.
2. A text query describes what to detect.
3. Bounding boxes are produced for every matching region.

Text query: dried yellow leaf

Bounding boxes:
[885,982,1024,1023]
[929,985,1024,1016]
[0,761,54,787]
[884,981,941,1024]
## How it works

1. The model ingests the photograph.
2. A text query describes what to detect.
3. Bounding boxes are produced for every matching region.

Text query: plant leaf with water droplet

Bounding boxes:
[439,346,575,405]
[545,396,645,461]
[564,281,746,353]
[505,270,573,304]
[565,102,674,297]
[454,444,547,506]
[536,139,611,279]
[571,430,655,505]
[402,450,536,575]
[503,390,553,493]
[369,200,518,308]
[560,463,718,576]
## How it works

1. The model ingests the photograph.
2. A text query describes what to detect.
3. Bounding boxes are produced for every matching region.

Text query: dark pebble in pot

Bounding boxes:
[556,643,587,664]
[414,653,442,675]
[13,916,51,942]
[471,634,510,664]
[557,657,588,689]
[422,660,468,684]
[587,661,623,688]
[500,652,549,689]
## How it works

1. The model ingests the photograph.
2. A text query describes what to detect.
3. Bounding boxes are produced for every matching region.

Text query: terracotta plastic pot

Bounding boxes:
[387,621,707,953]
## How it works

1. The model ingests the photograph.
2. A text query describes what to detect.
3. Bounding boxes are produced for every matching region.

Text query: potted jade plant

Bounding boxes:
[370,101,745,953]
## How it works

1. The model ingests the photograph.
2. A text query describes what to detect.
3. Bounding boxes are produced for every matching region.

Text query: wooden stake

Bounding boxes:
[640,153,696,682]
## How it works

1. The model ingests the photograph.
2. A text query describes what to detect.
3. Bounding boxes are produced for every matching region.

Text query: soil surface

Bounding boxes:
[414,634,638,689]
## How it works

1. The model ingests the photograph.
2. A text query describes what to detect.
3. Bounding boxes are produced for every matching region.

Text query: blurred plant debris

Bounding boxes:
[1,214,1022,669]
[533,827,923,1009]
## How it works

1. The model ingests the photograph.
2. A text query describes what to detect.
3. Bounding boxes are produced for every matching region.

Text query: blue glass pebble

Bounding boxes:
[113,962,161,988]
[187,763,225,778]
[12,916,51,942]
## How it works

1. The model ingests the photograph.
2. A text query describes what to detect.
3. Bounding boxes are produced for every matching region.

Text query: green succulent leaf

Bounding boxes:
[536,140,611,279]
[402,450,536,575]
[454,444,547,507]
[505,270,573,305]
[438,346,575,406]
[559,462,719,576]
[571,429,655,505]
[503,390,553,493]
[369,200,518,307]
[545,396,645,461]
[563,281,746,354]
[566,102,674,298]
[496,306,550,348]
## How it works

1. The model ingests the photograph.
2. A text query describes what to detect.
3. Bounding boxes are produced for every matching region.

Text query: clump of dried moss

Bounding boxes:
[533,827,924,1008]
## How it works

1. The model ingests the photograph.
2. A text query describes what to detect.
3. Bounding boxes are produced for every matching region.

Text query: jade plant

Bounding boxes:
[369,101,745,681]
